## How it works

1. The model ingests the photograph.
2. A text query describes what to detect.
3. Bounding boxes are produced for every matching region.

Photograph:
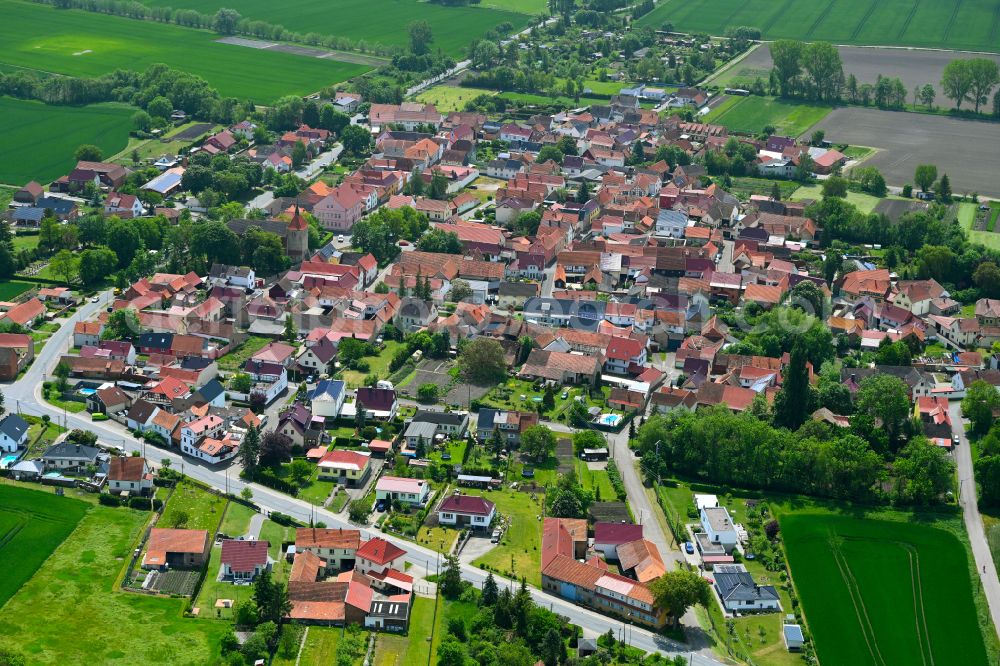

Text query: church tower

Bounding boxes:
[287,204,309,262]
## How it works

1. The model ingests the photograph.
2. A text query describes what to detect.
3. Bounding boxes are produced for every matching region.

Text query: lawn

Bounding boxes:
[341,340,405,387]
[0,279,36,300]
[416,85,498,112]
[470,488,544,585]
[0,96,133,185]
[790,184,899,214]
[782,511,990,666]
[499,91,615,108]
[159,481,227,532]
[706,95,832,137]
[273,462,335,506]
[11,233,40,253]
[574,458,616,501]
[0,0,371,101]
[219,500,257,537]
[0,503,229,664]
[139,0,532,56]
[23,415,67,458]
[297,626,343,666]
[637,0,1000,53]
[217,335,272,372]
[0,484,87,607]
[414,523,459,554]
[119,121,221,164]
[374,596,439,666]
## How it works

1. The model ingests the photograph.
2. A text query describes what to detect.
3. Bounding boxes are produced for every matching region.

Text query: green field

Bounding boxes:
[782,512,990,666]
[0,0,371,101]
[0,96,132,185]
[638,0,1000,53]
[416,85,498,111]
[160,481,227,532]
[0,279,36,301]
[139,0,532,56]
[0,485,87,607]
[0,502,229,664]
[790,184,903,214]
[959,202,1000,251]
[707,95,832,137]
[470,488,544,585]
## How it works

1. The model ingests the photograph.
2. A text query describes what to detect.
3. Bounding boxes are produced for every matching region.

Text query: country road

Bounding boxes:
[2,301,724,662]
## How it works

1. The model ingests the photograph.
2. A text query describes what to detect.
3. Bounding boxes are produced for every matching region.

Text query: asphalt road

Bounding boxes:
[950,401,1000,639]
[4,301,721,661]
[246,144,343,212]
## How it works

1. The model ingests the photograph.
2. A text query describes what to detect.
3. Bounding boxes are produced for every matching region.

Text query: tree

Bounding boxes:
[795,152,814,182]
[893,437,955,504]
[481,572,499,606]
[102,308,140,340]
[417,383,439,403]
[429,172,448,200]
[348,499,370,522]
[856,374,910,449]
[942,59,974,109]
[974,261,1000,298]
[914,164,938,192]
[770,40,804,97]
[259,431,292,466]
[74,144,103,162]
[449,279,472,303]
[458,338,507,385]
[542,384,555,411]
[821,176,848,198]
[340,124,372,156]
[212,7,242,34]
[649,570,711,626]
[521,424,556,461]
[291,140,308,169]
[49,249,79,286]
[773,343,813,430]
[937,173,952,203]
[919,84,936,108]
[283,315,297,342]
[131,110,152,133]
[440,553,463,598]
[556,135,578,156]
[572,429,605,455]
[976,455,1000,506]
[53,361,70,392]
[540,628,565,666]
[537,145,564,165]
[78,247,118,287]
[962,380,1000,436]
[408,20,434,56]
[147,96,173,120]
[252,570,292,625]
[417,228,463,254]
[968,58,1000,113]
[875,339,911,366]
[289,459,313,486]
[514,211,541,237]
[239,425,261,476]
[789,280,825,317]
[437,640,467,666]
[802,41,844,101]
[575,180,590,203]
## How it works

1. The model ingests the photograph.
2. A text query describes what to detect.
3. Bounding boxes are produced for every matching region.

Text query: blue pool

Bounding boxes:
[77,388,97,396]
[598,414,622,427]
[1,454,19,468]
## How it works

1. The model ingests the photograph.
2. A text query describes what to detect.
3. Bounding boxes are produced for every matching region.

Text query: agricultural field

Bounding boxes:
[0,0,371,101]
[139,0,532,57]
[0,503,230,664]
[706,95,832,137]
[713,44,1000,95]
[790,184,900,214]
[812,107,1000,197]
[0,485,87,607]
[783,512,990,665]
[416,85,498,112]
[638,0,1000,53]
[0,97,132,185]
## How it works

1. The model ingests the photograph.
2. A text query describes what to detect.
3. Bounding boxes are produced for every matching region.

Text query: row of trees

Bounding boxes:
[350,206,430,265]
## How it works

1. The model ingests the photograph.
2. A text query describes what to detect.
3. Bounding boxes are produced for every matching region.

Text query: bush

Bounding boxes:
[247,469,298,496]
[269,512,300,527]
[98,493,122,507]
[127,497,164,511]
[91,413,108,421]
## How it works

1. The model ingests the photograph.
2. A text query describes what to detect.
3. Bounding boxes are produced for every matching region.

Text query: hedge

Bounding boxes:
[127,497,164,511]
[269,512,302,527]
[98,493,122,506]
[247,469,298,496]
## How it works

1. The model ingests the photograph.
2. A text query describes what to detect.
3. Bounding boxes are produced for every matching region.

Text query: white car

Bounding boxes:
[337,234,345,243]
[90,297,99,303]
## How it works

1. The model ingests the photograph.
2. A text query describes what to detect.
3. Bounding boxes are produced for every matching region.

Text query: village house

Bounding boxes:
[107,456,153,496]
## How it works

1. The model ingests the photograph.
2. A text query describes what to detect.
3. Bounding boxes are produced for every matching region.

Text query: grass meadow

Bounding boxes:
[706,95,832,137]
[0,96,132,185]
[0,279,36,300]
[0,502,229,664]
[159,481,227,532]
[139,0,532,56]
[0,0,371,101]
[471,488,544,586]
[638,0,1000,53]
[0,485,87,607]
[782,512,990,666]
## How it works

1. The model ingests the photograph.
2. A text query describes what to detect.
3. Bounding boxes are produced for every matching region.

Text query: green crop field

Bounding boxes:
[782,512,990,666]
[706,95,832,136]
[0,97,132,185]
[0,485,87,607]
[0,0,371,101]
[139,0,533,56]
[0,280,36,300]
[638,0,1000,53]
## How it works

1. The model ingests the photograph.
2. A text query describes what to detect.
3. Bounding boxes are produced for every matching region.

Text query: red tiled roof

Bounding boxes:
[355,537,407,566]
[221,539,270,573]
[438,494,495,516]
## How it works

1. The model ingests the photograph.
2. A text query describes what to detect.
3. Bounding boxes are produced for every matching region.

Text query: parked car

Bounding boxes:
[684,541,695,554]
[491,529,501,543]
[90,296,99,303]
[375,499,387,512]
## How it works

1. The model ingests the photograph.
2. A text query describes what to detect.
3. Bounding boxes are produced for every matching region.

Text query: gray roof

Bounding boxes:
[197,378,225,403]
[367,599,409,620]
[702,506,734,533]
[413,410,466,426]
[404,421,437,440]
[714,564,779,603]
[42,441,100,463]
[0,414,29,442]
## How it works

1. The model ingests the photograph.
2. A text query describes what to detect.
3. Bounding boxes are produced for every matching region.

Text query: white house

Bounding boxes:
[180,415,225,454]
[375,476,430,507]
[308,379,346,419]
[437,494,496,530]
[700,506,738,553]
[0,414,29,453]
[107,456,153,496]
[655,209,688,239]
[714,564,781,612]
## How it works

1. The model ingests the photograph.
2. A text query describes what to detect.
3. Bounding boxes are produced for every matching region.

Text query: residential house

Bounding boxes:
[142,528,210,570]
[0,414,29,453]
[355,388,398,420]
[438,494,496,530]
[107,456,153,496]
[220,539,271,581]
[0,333,33,380]
[308,379,347,419]
[593,522,644,560]
[375,476,430,507]
[410,410,468,438]
[73,321,104,347]
[714,564,780,612]
[317,449,372,486]
[40,441,102,472]
[87,386,131,416]
[700,506,738,553]
[476,409,538,445]
[125,400,159,432]
[518,349,601,385]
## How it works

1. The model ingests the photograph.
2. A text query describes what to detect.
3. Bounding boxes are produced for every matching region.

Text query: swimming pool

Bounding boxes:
[598,414,622,427]
[77,388,97,396]
[0,454,19,468]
